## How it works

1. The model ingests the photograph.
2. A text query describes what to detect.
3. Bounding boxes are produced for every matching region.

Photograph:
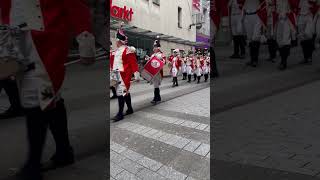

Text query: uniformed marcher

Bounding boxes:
[168,49,181,87]
[195,50,203,84]
[186,50,194,82]
[202,51,210,82]
[229,0,247,59]
[181,52,188,80]
[315,0,320,46]
[110,42,117,99]
[110,25,140,121]
[243,0,267,67]
[266,0,278,62]
[274,0,297,70]
[1,0,96,179]
[149,37,166,104]
[297,0,317,64]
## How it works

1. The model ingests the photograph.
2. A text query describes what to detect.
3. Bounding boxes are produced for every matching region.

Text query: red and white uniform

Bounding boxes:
[168,55,181,77]
[202,56,210,74]
[315,0,320,42]
[150,51,166,88]
[1,0,95,110]
[181,57,187,74]
[186,56,194,75]
[110,45,139,96]
[229,0,246,36]
[211,0,229,38]
[274,0,297,47]
[194,57,203,76]
[297,0,316,41]
[243,0,268,42]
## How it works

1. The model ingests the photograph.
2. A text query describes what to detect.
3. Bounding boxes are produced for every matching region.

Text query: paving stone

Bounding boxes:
[136,168,167,180]
[115,170,141,180]
[111,143,127,154]
[195,124,208,131]
[194,143,210,157]
[121,149,144,162]
[118,158,145,174]
[110,150,126,163]
[137,156,163,171]
[157,166,188,180]
[110,162,124,178]
[173,138,191,149]
[183,141,201,152]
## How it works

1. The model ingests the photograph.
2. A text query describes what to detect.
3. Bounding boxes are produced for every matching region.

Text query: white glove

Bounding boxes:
[134,72,141,81]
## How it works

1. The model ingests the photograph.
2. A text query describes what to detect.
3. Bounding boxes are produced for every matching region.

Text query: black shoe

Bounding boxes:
[299,59,309,64]
[252,62,258,67]
[110,95,117,99]
[125,109,134,115]
[0,107,24,119]
[230,54,241,59]
[266,58,275,63]
[278,64,286,70]
[246,61,252,66]
[112,114,124,121]
[12,164,43,180]
[239,54,245,59]
[41,150,75,171]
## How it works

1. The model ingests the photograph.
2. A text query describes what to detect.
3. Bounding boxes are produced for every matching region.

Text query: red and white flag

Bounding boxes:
[193,0,201,11]
[141,56,165,82]
[257,0,268,27]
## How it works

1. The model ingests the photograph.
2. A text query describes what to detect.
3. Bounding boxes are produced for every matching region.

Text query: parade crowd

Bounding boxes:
[110,26,210,122]
[212,0,320,73]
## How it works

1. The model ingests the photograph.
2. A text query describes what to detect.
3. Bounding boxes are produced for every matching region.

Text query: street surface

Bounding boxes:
[212,44,320,180]
[0,59,210,179]
[110,87,210,180]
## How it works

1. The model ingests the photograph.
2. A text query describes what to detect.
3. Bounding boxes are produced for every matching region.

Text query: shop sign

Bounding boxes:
[110,0,134,21]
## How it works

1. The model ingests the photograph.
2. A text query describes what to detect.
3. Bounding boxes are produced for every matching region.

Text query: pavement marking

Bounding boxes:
[134,111,210,132]
[110,141,198,180]
[116,122,210,158]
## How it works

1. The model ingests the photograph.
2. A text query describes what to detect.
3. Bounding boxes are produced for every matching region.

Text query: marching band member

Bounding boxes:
[110,25,140,121]
[110,42,117,99]
[168,49,181,87]
[1,0,96,179]
[202,51,210,82]
[229,0,247,59]
[186,50,194,82]
[315,1,320,46]
[274,0,297,70]
[195,51,203,84]
[181,52,188,80]
[149,37,166,104]
[243,0,267,67]
[266,0,278,62]
[297,0,317,64]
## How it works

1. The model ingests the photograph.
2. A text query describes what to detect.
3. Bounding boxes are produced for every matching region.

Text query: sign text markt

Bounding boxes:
[110,0,134,21]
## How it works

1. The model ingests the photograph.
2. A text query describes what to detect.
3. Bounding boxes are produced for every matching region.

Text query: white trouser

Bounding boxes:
[202,66,209,74]
[171,67,178,77]
[231,14,245,36]
[182,64,187,73]
[195,67,202,76]
[152,73,161,88]
[186,66,193,75]
[111,71,127,96]
[297,14,315,41]
[244,14,262,42]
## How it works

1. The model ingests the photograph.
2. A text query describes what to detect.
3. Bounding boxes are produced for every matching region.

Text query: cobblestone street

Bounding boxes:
[110,87,210,180]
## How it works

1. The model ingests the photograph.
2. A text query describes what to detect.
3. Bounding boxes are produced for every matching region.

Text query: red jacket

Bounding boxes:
[110,46,139,90]
[1,0,93,109]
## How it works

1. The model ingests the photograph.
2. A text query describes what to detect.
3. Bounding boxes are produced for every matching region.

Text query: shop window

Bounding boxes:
[153,0,160,6]
[178,7,182,28]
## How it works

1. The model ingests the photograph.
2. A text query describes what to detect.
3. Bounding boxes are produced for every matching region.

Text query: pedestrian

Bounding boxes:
[297,0,316,64]
[149,36,166,104]
[186,50,194,82]
[168,49,181,87]
[266,0,278,63]
[110,42,117,99]
[243,0,267,67]
[1,1,97,179]
[0,77,23,119]
[274,0,297,70]
[229,0,247,59]
[110,24,140,121]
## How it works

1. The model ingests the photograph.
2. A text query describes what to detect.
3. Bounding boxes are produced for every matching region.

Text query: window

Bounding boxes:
[178,7,182,28]
[153,0,160,5]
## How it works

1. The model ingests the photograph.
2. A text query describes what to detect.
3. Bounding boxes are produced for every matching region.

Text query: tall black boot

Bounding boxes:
[151,88,157,104]
[176,77,179,86]
[110,87,117,99]
[124,93,133,115]
[197,76,200,83]
[42,99,74,171]
[193,74,196,81]
[23,107,48,180]
[157,88,161,102]
[204,74,208,82]
[230,36,240,58]
[188,75,191,82]
[239,35,246,58]
[172,78,175,87]
[112,96,124,121]
[152,88,161,104]
[0,79,23,119]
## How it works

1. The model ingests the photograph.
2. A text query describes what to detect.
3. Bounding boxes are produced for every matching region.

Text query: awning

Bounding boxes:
[110,19,206,47]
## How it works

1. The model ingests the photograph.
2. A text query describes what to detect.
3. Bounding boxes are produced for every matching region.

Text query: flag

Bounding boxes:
[193,0,201,11]
[257,0,268,27]
[141,56,165,82]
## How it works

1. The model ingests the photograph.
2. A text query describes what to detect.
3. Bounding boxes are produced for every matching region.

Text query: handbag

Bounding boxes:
[0,25,25,80]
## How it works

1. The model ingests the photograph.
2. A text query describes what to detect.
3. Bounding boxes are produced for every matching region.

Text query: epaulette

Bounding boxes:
[126,46,136,54]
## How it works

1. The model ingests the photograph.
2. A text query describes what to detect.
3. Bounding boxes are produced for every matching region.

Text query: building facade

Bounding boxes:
[195,0,211,49]
[110,0,201,59]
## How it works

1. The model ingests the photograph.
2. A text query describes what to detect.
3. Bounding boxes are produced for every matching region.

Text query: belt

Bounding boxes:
[24,63,35,73]
[245,11,257,15]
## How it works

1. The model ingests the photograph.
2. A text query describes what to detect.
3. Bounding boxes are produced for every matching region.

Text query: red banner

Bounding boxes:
[141,56,164,81]
[193,0,201,11]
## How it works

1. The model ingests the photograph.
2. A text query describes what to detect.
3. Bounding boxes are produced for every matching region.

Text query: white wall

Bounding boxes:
[112,0,196,42]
